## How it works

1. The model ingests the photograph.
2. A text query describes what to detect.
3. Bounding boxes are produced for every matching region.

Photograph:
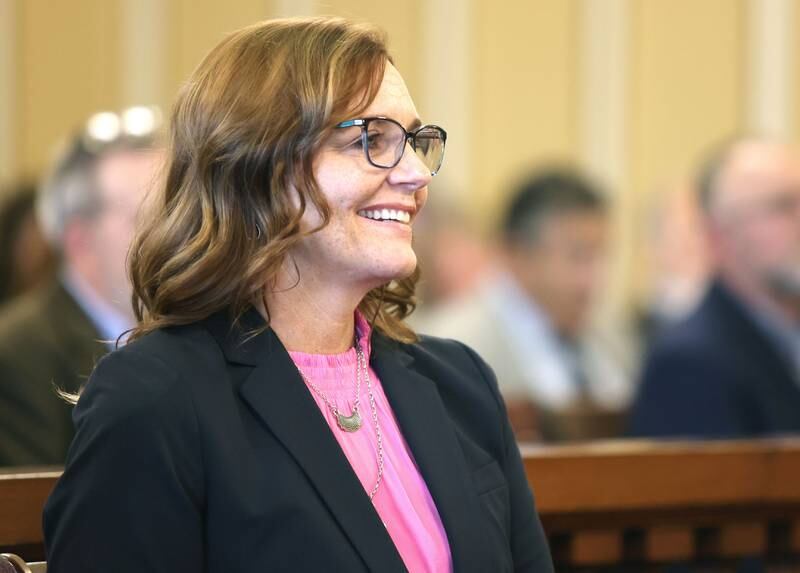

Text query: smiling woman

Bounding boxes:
[42,16,553,573]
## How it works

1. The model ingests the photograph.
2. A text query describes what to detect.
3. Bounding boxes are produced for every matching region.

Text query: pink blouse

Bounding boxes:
[288,313,452,573]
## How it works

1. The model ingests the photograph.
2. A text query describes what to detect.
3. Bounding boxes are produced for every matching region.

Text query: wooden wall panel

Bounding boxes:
[626,0,746,302]
[471,0,579,226]
[318,0,422,100]
[796,2,800,142]
[16,0,121,177]
[165,0,269,106]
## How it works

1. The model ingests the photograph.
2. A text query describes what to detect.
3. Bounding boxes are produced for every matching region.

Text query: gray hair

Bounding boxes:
[36,107,162,248]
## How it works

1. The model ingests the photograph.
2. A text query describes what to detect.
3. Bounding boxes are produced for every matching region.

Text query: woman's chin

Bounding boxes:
[391,254,418,280]
[363,258,417,287]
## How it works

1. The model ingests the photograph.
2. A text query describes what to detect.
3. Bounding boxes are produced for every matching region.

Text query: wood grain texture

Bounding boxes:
[0,470,60,550]
[571,530,621,564]
[522,438,800,513]
[645,525,693,560]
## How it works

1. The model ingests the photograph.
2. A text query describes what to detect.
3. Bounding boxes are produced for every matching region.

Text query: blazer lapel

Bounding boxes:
[208,309,406,573]
[371,334,494,573]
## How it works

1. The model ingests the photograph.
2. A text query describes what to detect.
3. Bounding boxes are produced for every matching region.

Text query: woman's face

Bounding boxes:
[291,63,432,292]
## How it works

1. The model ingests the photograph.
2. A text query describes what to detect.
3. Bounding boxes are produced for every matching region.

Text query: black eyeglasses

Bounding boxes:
[335,116,447,176]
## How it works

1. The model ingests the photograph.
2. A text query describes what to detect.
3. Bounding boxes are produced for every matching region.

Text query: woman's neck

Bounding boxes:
[259,267,370,354]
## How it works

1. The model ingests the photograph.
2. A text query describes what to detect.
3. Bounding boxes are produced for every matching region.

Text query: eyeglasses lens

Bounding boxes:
[413,126,445,175]
[366,119,445,174]
[366,119,404,168]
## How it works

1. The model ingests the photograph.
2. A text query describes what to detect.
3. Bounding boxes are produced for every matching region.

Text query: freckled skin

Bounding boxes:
[291,64,432,293]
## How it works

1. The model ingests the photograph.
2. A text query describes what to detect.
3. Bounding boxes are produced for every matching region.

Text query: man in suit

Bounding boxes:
[630,138,800,438]
[0,109,162,465]
[416,169,636,441]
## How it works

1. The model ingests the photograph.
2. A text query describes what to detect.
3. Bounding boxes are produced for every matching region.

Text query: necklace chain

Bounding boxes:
[297,339,384,501]
[302,347,362,431]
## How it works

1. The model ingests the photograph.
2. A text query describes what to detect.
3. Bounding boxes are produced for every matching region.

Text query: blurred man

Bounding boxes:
[631,138,800,438]
[0,108,161,465]
[412,196,491,306]
[416,169,635,441]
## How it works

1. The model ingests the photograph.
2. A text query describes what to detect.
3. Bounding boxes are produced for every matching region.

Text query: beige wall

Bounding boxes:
[473,0,579,222]
[796,3,800,138]
[624,0,746,301]
[319,0,423,99]
[166,0,270,105]
[3,0,798,310]
[15,0,121,177]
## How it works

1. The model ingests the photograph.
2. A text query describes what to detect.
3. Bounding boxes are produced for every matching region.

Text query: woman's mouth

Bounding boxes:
[357,208,412,224]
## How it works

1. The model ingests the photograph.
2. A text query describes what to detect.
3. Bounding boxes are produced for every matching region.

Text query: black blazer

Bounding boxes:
[43,308,554,572]
[630,279,800,438]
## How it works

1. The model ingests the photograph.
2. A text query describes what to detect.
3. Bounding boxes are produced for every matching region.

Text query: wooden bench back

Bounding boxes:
[2,439,800,569]
[524,438,800,568]
[0,470,59,563]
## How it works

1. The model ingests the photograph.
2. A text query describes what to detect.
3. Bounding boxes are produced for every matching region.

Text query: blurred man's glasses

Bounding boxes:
[81,106,163,153]
[335,116,447,176]
[759,191,800,217]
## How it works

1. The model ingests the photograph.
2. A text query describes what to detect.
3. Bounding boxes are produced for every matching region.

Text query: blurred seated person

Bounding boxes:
[412,197,491,306]
[630,137,800,438]
[0,108,162,466]
[415,169,635,441]
[0,181,56,307]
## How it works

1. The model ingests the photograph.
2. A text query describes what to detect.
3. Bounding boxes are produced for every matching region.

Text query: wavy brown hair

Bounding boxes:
[128,17,420,344]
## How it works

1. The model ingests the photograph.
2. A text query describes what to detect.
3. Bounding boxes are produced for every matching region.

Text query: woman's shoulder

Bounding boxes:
[122,320,220,368]
[77,321,221,425]
[405,334,495,381]
[394,333,510,461]
[398,333,505,412]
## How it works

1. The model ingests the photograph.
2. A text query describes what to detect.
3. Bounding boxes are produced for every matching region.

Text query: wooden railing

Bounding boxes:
[2,440,800,569]
[523,438,800,570]
[0,469,59,562]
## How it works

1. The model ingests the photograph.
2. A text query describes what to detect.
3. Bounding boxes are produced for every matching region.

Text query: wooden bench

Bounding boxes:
[2,439,800,569]
[0,470,59,563]
[523,438,800,569]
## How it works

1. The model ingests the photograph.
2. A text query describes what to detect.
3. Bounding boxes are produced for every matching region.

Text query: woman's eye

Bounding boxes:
[366,132,383,149]
[342,130,384,151]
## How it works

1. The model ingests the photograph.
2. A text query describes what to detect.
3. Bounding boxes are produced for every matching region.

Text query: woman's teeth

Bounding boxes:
[357,209,411,224]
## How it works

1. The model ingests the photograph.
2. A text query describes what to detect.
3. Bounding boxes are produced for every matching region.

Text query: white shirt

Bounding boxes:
[415,269,635,411]
[61,267,134,348]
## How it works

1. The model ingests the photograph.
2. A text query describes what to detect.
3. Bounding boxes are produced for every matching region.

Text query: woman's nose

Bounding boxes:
[387,141,434,190]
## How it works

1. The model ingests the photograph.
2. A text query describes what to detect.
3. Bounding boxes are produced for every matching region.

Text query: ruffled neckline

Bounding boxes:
[287,310,373,368]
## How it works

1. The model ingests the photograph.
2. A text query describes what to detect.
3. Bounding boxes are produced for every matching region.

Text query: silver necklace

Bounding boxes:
[298,339,384,500]
[362,344,384,500]
[301,343,364,432]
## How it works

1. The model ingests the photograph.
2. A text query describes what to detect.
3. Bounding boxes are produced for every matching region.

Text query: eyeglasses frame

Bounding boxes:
[335,116,447,176]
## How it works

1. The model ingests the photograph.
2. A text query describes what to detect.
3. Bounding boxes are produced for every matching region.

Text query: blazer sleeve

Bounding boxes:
[43,347,206,573]
[457,342,555,573]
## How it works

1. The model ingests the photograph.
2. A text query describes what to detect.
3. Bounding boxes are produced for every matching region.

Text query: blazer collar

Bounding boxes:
[206,308,492,572]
